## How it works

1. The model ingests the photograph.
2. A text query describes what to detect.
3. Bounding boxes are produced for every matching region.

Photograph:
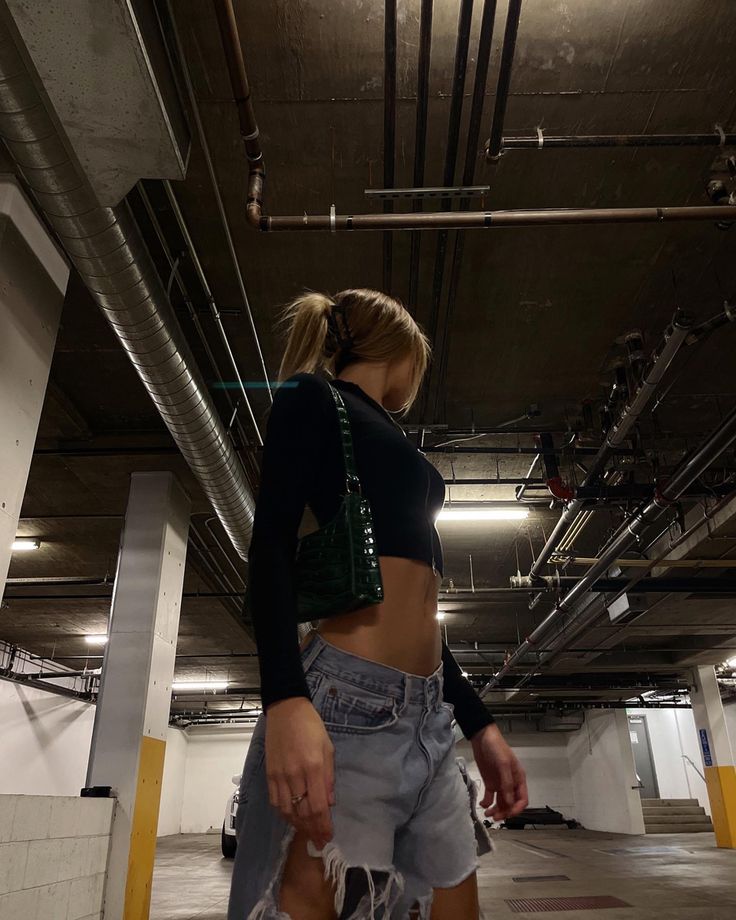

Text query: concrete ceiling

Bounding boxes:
[3,0,736,720]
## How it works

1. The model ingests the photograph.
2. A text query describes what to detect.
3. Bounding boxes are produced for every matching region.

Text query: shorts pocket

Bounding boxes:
[319,675,400,734]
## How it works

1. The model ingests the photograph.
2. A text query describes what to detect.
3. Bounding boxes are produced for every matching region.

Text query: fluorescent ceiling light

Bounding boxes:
[84,635,108,646]
[172,680,229,692]
[437,507,529,522]
[12,538,40,552]
[436,611,446,620]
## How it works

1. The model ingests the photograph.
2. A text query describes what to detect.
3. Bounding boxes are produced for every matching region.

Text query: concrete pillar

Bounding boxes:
[691,666,736,848]
[568,709,646,834]
[0,176,69,596]
[87,472,190,919]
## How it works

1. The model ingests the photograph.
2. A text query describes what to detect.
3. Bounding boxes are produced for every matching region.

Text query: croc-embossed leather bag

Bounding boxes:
[293,382,384,623]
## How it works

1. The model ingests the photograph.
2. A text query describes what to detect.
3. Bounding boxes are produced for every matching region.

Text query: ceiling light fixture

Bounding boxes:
[437,507,530,522]
[436,612,446,620]
[172,680,229,693]
[84,635,108,646]
[12,538,41,551]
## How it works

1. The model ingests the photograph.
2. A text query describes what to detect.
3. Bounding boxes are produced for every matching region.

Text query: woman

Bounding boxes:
[227,289,528,920]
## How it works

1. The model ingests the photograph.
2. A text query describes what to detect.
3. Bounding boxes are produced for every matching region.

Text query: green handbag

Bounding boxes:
[242,380,384,628]
[293,382,384,622]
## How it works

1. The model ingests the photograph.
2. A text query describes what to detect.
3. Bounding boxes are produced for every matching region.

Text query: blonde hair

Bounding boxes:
[275,288,431,414]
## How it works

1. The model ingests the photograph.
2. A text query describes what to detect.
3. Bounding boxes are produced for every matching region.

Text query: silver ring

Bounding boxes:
[291,791,308,805]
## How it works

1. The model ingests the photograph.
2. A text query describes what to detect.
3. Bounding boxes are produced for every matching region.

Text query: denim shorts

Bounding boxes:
[227,630,482,920]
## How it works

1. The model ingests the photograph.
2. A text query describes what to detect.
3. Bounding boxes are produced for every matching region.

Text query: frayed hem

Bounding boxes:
[413,889,433,919]
[248,824,405,920]
[314,838,406,919]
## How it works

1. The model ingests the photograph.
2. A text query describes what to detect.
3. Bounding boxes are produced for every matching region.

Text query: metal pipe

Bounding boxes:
[529,312,692,577]
[174,0,272,404]
[548,556,736,569]
[492,400,736,687]
[497,131,736,151]
[162,180,262,445]
[511,576,736,594]
[425,445,626,455]
[383,0,397,291]
[426,0,475,378]
[487,0,523,161]
[432,0,497,421]
[21,669,101,680]
[135,182,250,451]
[211,3,736,236]
[262,205,736,232]
[408,0,434,311]
[0,13,255,560]
[0,671,94,702]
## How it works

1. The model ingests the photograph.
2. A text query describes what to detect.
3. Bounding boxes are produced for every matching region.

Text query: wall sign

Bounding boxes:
[699,728,713,767]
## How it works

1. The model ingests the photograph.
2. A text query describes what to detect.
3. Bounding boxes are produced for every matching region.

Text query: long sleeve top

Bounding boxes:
[246,371,496,740]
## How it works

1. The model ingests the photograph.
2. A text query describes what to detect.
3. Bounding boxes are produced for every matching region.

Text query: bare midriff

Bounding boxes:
[299,556,443,677]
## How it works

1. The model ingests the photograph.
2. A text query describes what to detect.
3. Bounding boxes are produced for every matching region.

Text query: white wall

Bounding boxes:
[0,679,95,796]
[724,701,736,753]
[156,728,188,837]
[0,794,114,920]
[457,731,576,821]
[626,707,710,813]
[568,710,645,834]
[179,727,253,835]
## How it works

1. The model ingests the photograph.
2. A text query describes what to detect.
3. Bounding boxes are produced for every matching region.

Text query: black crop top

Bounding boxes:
[246,371,495,740]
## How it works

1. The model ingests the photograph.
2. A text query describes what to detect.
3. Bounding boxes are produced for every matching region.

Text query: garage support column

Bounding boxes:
[86,472,190,919]
[0,176,69,597]
[691,665,736,848]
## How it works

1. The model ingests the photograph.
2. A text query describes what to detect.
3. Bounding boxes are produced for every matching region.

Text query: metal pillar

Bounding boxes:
[691,666,736,848]
[87,472,190,918]
[0,176,69,596]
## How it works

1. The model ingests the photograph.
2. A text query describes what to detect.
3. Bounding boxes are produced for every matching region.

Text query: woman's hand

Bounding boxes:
[264,697,336,850]
[470,723,528,822]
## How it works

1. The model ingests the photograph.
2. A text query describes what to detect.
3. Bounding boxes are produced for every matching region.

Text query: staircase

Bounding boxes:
[641,798,713,834]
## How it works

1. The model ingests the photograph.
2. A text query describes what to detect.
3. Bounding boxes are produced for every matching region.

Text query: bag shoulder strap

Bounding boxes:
[325,382,361,494]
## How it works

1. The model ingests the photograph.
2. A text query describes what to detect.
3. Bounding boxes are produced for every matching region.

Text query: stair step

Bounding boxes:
[646,823,713,834]
[642,806,705,816]
[644,814,712,825]
[640,798,699,807]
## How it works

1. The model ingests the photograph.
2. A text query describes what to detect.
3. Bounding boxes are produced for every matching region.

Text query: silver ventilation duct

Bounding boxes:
[0,12,255,559]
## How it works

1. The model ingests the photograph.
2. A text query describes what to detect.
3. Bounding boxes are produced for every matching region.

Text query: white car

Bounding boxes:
[222,774,240,858]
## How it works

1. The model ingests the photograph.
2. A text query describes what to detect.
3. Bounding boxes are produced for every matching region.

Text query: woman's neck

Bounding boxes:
[335,363,389,409]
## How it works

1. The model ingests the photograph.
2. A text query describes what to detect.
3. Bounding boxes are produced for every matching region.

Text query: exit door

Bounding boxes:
[628,715,659,799]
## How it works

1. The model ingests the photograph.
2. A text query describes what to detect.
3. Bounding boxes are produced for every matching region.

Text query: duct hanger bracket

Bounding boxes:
[364,185,490,200]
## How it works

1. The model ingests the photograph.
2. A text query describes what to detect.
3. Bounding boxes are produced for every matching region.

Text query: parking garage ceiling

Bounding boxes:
[2,0,736,722]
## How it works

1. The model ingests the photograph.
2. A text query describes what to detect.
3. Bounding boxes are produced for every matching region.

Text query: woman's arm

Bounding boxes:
[246,373,332,710]
[440,639,496,740]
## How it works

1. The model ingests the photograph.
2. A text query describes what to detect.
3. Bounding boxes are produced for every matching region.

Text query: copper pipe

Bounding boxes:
[213,2,736,234]
[213,0,264,229]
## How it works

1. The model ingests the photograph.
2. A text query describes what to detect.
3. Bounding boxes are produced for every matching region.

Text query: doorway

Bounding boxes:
[628,715,659,799]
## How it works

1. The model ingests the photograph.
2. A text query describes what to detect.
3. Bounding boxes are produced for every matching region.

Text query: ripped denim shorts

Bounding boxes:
[227,630,482,920]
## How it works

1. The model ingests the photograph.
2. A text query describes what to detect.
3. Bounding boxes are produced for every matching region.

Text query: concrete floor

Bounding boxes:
[151,828,736,919]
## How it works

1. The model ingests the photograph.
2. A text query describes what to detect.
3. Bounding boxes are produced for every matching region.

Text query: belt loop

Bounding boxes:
[301,631,322,672]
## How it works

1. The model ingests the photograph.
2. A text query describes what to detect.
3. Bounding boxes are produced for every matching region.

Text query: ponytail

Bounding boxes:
[274,287,431,412]
[276,291,333,382]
